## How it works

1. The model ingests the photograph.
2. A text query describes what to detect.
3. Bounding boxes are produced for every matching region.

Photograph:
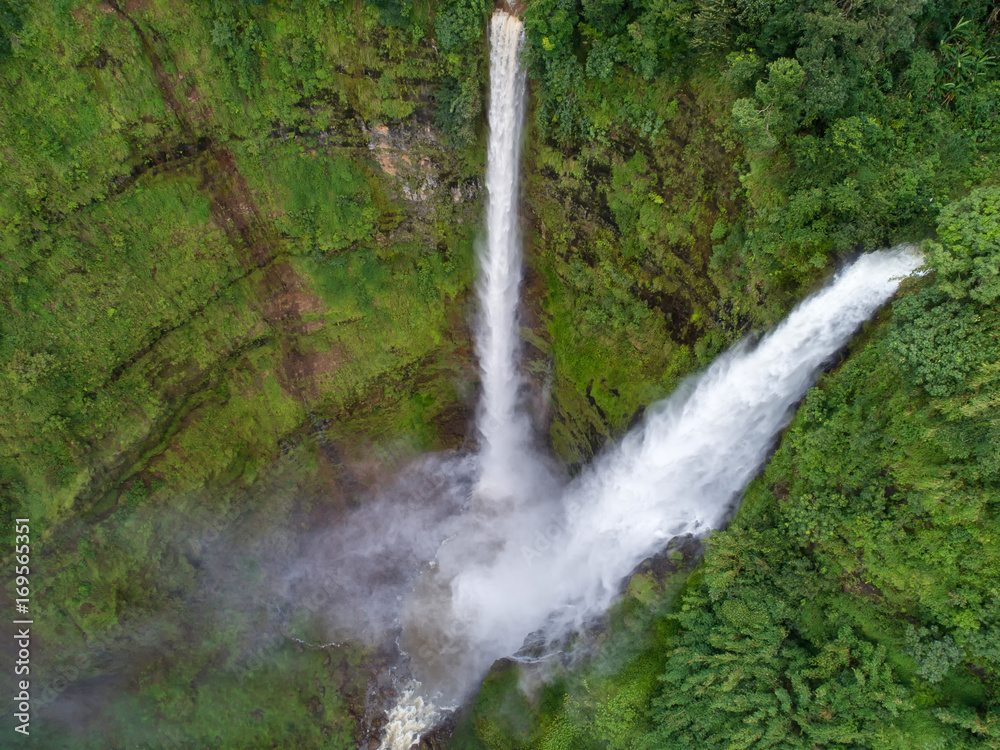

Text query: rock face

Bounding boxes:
[417,712,457,749]
[3,2,488,522]
[366,121,481,234]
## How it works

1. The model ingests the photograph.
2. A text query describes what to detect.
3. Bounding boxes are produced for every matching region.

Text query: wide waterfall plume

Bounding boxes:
[434,247,923,679]
[384,246,921,720]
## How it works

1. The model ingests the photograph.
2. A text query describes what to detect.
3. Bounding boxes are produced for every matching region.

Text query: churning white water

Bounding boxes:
[435,247,924,690]
[475,10,532,501]
[378,685,439,750]
[376,8,924,748]
[381,244,922,742]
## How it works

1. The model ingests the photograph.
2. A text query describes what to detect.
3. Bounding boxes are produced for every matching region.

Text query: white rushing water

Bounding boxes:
[475,10,532,501]
[378,685,439,750]
[440,247,924,681]
[390,246,923,712]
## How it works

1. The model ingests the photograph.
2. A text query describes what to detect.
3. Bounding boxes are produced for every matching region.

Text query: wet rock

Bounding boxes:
[363,122,480,219]
[418,711,456,749]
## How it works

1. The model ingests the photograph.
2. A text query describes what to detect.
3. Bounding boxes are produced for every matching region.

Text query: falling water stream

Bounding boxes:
[376,9,923,748]
[474,10,533,502]
[377,11,531,747]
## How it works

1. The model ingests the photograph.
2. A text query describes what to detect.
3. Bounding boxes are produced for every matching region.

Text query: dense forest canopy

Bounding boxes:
[0,0,998,747]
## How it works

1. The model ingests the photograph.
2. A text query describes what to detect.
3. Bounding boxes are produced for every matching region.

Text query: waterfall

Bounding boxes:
[440,247,924,677]
[376,8,924,747]
[475,10,531,501]
[390,247,922,712]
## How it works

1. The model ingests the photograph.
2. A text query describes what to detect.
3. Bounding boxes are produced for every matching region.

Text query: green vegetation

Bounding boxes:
[0,0,487,530]
[518,0,1000,465]
[451,0,1000,747]
[1,0,485,744]
[2,0,999,746]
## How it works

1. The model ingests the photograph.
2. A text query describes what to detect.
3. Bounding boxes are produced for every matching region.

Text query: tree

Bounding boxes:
[435,0,490,53]
[925,187,1000,305]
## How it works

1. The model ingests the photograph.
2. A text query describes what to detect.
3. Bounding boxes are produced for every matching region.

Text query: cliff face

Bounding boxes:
[1,3,493,744]
[518,87,747,470]
[1,1,487,528]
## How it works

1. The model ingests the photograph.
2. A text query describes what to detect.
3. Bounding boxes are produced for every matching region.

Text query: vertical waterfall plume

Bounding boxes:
[378,11,528,748]
[475,10,531,501]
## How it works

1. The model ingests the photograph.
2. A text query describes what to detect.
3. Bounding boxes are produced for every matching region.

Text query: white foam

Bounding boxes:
[378,683,440,750]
